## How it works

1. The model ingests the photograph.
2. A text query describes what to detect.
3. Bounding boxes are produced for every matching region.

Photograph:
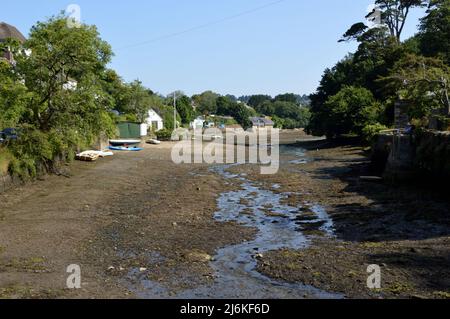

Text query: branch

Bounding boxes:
[397,6,410,40]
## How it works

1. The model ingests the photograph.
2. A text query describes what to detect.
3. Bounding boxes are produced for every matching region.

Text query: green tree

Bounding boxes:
[311,86,380,138]
[8,15,116,178]
[274,93,298,104]
[229,103,252,130]
[192,91,219,116]
[124,80,153,123]
[216,96,233,116]
[247,95,272,108]
[381,54,450,119]
[171,94,194,125]
[374,0,426,41]
[341,0,426,42]
[0,60,30,129]
[258,101,276,116]
[17,16,114,134]
[101,69,130,114]
[418,0,450,64]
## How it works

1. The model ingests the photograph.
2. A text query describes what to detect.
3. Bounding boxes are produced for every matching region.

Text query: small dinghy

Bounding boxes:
[76,150,114,162]
[146,139,161,145]
[109,139,141,147]
[108,146,143,152]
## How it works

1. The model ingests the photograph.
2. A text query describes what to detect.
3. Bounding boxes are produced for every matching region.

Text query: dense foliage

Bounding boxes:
[2,16,116,178]
[308,0,450,140]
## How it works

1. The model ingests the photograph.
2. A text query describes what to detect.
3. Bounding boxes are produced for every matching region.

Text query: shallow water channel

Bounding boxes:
[126,146,342,299]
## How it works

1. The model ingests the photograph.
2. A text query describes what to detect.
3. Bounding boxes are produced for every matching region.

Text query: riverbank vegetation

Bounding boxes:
[307,0,450,140]
[0,13,311,180]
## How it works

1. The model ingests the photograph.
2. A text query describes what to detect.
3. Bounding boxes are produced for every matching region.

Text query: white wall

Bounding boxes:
[140,123,149,137]
[145,109,164,132]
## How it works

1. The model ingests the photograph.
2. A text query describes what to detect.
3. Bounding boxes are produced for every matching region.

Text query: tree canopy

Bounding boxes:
[309,0,449,140]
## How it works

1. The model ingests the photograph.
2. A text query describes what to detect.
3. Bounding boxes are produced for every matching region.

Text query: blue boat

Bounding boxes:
[109,139,141,147]
[108,146,143,152]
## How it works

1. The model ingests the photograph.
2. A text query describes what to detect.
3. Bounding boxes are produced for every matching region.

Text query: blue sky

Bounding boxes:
[2,0,426,96]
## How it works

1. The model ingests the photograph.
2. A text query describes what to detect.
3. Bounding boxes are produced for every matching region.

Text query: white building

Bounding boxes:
[190,117,205,130]
[140,109,164,136]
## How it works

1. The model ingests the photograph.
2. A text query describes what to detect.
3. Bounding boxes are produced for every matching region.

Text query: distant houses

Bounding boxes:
[250,117,274,130]
[190,116,206,130]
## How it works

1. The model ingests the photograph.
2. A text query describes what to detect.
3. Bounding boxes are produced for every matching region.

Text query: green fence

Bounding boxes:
[117,122,141,139]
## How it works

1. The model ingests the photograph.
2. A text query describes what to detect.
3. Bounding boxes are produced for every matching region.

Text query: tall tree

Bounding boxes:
[418,0,450,64]
[0,59,29,129]
[17,16,114,134]
[341,0,425,42]
[247,95,272,108]
[216,96,233,116]
[174,94,194,125]
[192,91,219,116]
[126,80,153,123]
[381,54,450,118]
[274,93,298,104]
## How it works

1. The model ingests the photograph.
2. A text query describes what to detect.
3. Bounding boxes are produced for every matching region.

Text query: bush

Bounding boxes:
[362,123,389,144]
[5,126,94,180]
[312,86,380,138]
[155,129,173,141]
[0,148,13,176]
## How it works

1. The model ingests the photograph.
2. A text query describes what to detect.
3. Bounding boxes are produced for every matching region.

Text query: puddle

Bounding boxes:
[280,145,311,165]
[124,147,342,299]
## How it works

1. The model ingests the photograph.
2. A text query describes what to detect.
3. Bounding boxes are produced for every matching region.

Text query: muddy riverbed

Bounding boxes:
[0,131,449,299]
[123,158,340,299]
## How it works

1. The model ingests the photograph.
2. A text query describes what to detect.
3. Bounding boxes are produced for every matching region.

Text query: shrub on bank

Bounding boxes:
[363,123,389,144]
[155,129,173,141]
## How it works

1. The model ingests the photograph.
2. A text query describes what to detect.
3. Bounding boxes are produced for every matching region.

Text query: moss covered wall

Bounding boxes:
[414,131,450,179]
[373,130,450,181]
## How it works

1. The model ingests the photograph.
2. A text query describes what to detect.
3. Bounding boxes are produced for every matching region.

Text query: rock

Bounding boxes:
[186,251,213,263]
[254,253,264,260]
[172,222,178,227]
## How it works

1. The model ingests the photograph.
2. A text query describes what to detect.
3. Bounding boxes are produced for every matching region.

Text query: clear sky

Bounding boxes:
[2,0,426,97]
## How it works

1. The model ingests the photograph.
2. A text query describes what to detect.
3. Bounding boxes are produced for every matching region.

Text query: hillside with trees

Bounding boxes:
[307,0,450,140]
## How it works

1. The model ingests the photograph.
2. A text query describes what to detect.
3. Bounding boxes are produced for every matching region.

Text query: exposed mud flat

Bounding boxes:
[252,141,450,299]
[0,131,448,299]
[124,158,340,299]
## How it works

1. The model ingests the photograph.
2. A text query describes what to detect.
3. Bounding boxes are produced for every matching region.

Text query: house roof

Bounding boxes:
[0,22,26,43]
[148,108,163,121]
[250,117,274,126]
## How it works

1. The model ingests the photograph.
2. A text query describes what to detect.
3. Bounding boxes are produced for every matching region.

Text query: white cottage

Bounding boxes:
[140,109,164,136]
[190,116,205,130]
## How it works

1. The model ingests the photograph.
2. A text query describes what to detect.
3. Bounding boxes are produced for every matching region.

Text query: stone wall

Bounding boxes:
[372,130,450,182]
[414,130,450,179]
